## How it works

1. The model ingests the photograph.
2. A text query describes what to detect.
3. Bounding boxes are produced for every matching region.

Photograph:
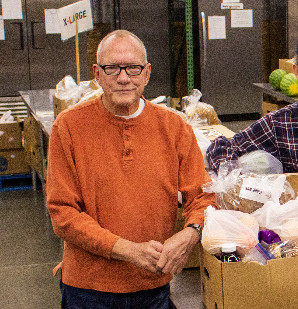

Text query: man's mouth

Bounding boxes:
[115,89,133,92]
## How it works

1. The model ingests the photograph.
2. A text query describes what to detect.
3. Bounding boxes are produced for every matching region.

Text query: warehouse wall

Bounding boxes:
[288,0,298,58]
[119,0,171,99]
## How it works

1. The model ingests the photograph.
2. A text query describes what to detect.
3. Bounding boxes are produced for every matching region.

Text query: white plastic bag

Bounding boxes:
[201,206,259,256]
[55,75,80,107]
[251,198,298,241]
[183,89,221,126]
[192,127,211,169]
[55,76,104,107]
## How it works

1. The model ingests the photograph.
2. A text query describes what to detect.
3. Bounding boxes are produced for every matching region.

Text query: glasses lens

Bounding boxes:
[104,65,120,75]
[126,65,143,76]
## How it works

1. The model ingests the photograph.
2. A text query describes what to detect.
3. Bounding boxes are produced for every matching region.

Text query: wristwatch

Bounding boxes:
[187,223,202,241]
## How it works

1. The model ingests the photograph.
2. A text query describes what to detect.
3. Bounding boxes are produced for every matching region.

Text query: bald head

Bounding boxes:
[96,30,148,64]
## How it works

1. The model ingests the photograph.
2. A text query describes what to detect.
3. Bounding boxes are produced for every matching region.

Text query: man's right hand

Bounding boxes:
[111,238,163,274]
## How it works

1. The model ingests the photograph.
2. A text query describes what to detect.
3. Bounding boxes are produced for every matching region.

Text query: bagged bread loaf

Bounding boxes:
[202,164,295,213]
[183,89,221,126]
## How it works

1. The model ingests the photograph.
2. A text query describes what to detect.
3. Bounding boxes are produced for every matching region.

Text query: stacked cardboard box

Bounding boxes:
[198,125,235,141]
[199,173,298,309]
[262,101,288,116]
[279,59,294,74]
[23,114,47,179]
[0,120,30,175]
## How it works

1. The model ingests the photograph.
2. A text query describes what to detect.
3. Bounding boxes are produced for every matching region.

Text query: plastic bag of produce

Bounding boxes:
[238,150,283,175]
[201,206,259,256]
[251,198,298,241]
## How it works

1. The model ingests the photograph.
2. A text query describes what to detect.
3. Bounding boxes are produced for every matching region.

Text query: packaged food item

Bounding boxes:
[267,239,298,259]
[242,243,276,265]
[202,163,295,213]
[219,243,241,262]
[183,89,221,126]
[258,229,281,244]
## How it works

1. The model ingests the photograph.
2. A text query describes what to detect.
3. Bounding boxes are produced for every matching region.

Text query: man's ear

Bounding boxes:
[93,64,100,80]
[144,63,151,86]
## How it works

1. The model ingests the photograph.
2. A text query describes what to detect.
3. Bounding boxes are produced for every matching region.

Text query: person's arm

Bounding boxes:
[47,120,120,259]
[156,123,217,274]
[206,115,277,173]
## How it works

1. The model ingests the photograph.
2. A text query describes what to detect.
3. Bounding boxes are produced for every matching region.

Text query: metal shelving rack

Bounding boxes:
[168,0,195,97]
[185,0,194,95]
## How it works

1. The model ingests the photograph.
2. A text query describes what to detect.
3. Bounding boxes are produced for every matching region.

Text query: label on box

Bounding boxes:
[240,178,273,203]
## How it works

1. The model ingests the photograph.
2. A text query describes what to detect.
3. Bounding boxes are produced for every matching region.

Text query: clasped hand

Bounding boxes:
[130,227,200,275]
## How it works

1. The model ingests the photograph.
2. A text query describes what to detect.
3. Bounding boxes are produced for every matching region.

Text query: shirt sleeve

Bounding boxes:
[46,117,120,259]
[176,122,217,227]
[206,115,277,173]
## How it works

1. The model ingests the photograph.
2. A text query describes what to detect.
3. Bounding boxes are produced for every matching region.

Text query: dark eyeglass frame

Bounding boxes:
[97,64,145,76]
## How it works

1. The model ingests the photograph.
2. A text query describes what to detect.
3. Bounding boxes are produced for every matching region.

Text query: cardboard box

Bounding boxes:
[23,115,41,147]
[279,59,294,74]
[53,94,70,119]
[53,80,102,118]
[200,244,298,309]
[0,149,30,175]
[0,121,23,150]
[200,173,298,309]
[284,173,298,196]
[262,101,288,116]
[198,125,235,141]
[24,145,43,177]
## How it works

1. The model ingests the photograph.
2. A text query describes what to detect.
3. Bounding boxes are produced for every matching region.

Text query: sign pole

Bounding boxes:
[75,19,80,84]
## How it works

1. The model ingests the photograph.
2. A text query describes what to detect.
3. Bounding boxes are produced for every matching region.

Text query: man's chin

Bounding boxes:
[113,95,137,106]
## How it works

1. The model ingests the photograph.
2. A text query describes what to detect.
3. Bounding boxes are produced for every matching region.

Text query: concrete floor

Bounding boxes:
[0,190,62,309]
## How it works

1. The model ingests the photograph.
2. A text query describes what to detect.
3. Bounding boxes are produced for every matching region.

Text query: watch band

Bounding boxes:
[187,223,202,240]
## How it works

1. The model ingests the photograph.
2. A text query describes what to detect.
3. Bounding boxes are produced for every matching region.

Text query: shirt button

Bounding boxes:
[125,125,129,130]
[125,135,130,141]
[124,149,130,156]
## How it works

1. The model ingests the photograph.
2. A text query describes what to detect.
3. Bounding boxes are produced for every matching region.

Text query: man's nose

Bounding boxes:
[117,68,130,81]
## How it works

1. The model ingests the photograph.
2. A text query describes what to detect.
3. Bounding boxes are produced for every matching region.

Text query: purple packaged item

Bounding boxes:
[258,229,281,244]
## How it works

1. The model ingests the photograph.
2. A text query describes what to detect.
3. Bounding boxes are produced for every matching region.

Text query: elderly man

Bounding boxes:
[47,30,215,309]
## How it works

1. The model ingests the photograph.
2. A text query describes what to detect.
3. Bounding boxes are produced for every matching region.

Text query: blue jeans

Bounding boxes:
[60,281,177,309]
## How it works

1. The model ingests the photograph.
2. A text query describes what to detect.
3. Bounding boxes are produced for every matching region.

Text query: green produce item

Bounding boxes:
[280,73,298,96]
[269,69,287,90]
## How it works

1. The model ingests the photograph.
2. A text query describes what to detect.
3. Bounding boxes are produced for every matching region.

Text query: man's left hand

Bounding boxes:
[156,227,200,274]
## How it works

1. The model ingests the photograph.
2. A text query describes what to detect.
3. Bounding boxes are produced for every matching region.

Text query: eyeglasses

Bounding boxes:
[97,64,145,76]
